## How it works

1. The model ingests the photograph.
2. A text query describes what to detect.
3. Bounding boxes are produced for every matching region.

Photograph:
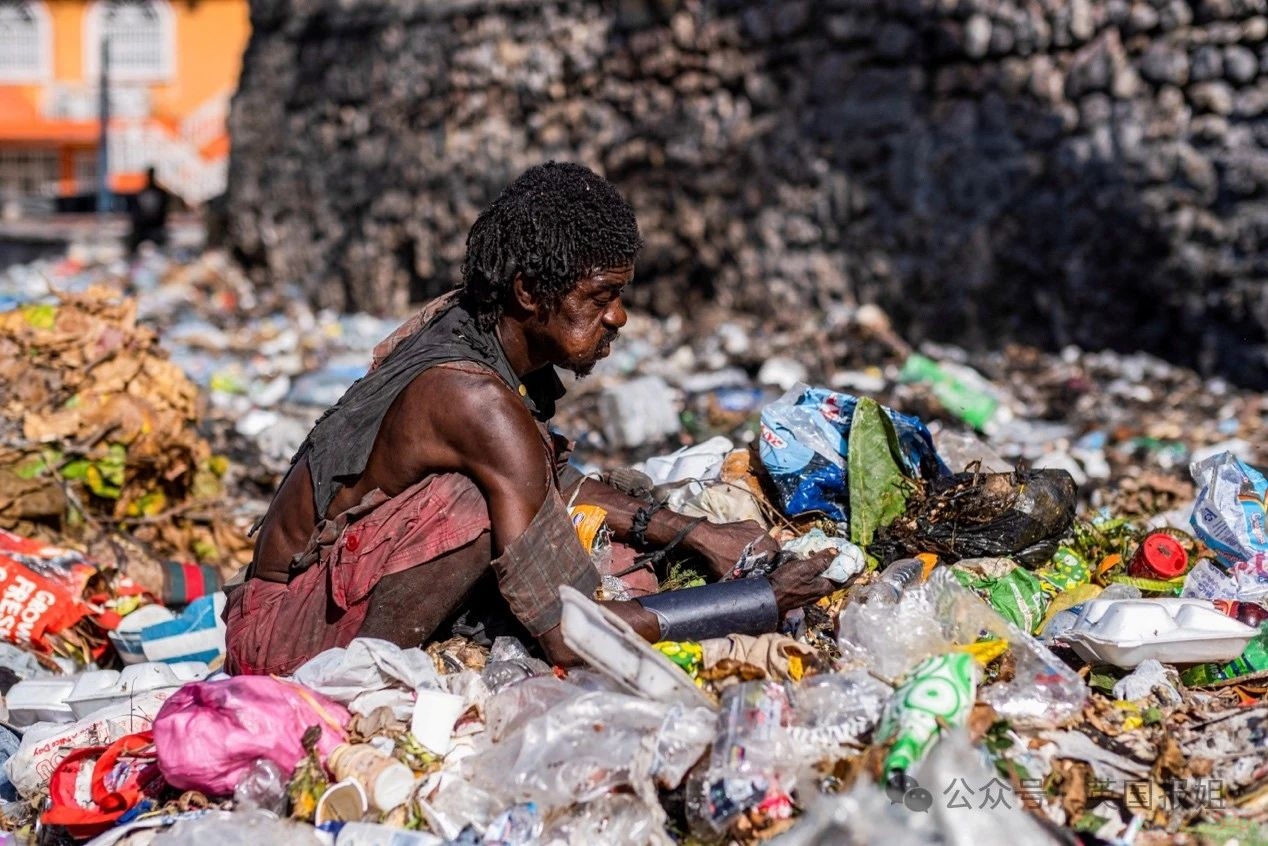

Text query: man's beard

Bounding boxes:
[564,330,618,379]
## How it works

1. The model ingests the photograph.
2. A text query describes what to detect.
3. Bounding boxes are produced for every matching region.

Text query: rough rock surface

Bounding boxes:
[225,0,1268,387]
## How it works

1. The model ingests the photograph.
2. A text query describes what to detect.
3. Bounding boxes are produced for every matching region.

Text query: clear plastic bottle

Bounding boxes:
[232,758,288,816]
[856,558,925,605]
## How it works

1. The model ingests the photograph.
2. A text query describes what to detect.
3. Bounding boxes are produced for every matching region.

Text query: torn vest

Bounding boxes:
[297,298,565,519]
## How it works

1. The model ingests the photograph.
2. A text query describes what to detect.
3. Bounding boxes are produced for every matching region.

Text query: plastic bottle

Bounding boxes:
[1181,625,1268,687]
[688,681,795,836]
[857,558,925,605]
[899,354,1008,433]
[232,758,288,816]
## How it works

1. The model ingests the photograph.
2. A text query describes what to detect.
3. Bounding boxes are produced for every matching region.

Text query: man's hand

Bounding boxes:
[767,550,838,615]
[684,519,781,579]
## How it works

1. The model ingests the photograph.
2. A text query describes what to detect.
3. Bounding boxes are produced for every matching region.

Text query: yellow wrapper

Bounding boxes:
[568,504,609,553]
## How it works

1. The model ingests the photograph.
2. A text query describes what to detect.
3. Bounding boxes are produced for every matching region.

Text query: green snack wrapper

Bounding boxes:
[653,640,704,679]
[878,652,979,777]
[1037,547,1091,595]
[953,564,1049,633]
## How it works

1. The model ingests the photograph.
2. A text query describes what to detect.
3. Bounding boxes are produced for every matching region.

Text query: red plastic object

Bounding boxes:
[41,731,159,839]
[1129,533,1189,579]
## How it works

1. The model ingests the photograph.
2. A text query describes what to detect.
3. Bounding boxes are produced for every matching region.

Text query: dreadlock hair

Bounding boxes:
[460,162,643,331]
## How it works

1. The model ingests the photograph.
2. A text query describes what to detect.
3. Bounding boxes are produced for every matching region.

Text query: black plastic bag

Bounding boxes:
[873,468,1078,568]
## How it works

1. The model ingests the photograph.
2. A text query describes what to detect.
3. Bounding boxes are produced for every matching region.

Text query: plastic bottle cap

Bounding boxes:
[1130,533,1188,579]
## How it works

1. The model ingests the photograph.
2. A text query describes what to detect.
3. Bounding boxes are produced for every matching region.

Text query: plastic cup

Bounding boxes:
[314,779,368,825]
[327,744,416,813]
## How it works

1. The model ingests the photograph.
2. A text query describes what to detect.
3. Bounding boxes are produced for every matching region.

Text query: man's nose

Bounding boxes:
[603,298,628,330]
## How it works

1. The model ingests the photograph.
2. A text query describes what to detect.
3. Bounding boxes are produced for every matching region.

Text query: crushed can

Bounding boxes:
[1213,600,1268,628]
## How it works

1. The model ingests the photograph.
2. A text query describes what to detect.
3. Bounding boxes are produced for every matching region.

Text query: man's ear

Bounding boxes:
[510,272,540,317]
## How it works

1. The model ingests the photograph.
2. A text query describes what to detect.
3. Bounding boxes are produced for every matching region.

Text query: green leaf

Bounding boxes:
[1142,706,1163,725]
[13,454,47,480]
[1088,668,1119,694]
[847,397,910,551]
[1073,813,1109,834]
[61,458,90,480]
[85,464,122,499]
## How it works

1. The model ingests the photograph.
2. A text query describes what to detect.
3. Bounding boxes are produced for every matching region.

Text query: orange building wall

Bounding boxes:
[152,0,250,119]
[1,0,248,198]
[2,0,249,126]
[48,0,84,82]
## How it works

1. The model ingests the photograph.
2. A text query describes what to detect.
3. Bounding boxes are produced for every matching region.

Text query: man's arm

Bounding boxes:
[566,477,779,579]
[420,369,661,663]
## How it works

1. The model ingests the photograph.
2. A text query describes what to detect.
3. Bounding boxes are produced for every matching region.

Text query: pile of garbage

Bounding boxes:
[0,250,1266,845]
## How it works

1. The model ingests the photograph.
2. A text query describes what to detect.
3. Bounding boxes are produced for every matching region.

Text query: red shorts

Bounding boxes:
[224,473,491,676]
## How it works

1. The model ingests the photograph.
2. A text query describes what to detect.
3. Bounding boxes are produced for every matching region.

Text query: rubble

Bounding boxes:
[225,0,1268,391]
[1,248,1268,844]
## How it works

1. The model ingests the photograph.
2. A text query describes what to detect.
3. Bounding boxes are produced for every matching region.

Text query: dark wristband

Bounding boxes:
[630,501,664,547]
[637,577,780,642]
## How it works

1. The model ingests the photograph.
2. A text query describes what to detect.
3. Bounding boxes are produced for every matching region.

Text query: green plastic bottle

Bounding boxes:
[899,354,1000,432]
[1181,626,1268,686]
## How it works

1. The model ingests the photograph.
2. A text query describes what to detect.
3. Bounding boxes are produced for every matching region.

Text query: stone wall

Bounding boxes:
[225,0,1268,386]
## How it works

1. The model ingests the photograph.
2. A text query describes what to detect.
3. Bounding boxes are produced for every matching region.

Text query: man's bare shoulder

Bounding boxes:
[391,363,541,456]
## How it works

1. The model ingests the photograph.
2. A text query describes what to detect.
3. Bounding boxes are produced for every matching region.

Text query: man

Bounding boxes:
[225,162,836,675]
[127,167,170,257]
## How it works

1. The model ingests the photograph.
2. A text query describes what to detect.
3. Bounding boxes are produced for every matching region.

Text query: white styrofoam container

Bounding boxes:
[64,661,210,719]
[558,585,715,709]
[5,678,77,727]
[1062,598,1258,668]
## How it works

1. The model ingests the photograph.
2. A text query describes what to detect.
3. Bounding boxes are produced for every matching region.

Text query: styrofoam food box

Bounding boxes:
[4,679,77,727]
[64,660,210,719]
[1061,598,1258,668]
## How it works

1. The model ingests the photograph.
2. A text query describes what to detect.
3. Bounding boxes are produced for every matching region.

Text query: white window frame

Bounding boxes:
[0,147,60,198]
[83,0,175,84]
[0,0,52,83]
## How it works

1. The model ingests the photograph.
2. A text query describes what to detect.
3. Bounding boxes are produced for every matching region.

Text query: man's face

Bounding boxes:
[535,264,633,377]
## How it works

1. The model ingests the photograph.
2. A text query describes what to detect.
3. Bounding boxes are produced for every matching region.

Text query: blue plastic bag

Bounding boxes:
[758,386,948,520]
[1190,452,1268,569]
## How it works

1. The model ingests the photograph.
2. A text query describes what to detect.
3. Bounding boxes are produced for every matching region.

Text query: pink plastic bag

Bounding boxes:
[153,676,350,795]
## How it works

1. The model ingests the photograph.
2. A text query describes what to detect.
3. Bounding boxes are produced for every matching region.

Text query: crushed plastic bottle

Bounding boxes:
[536,794,666,845]
[855,558,925,606]
[462,688,714,811]
[481,637,552,694]
[788,670,892,753]
[233,758,288,816]
[837,573,948,681]
[688,681,796,837]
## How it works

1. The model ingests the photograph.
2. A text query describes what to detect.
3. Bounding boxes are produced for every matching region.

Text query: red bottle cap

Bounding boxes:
[1129,533,1189,579]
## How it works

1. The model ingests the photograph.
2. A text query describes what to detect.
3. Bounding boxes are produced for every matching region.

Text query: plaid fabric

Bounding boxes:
[492,487,601,636]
